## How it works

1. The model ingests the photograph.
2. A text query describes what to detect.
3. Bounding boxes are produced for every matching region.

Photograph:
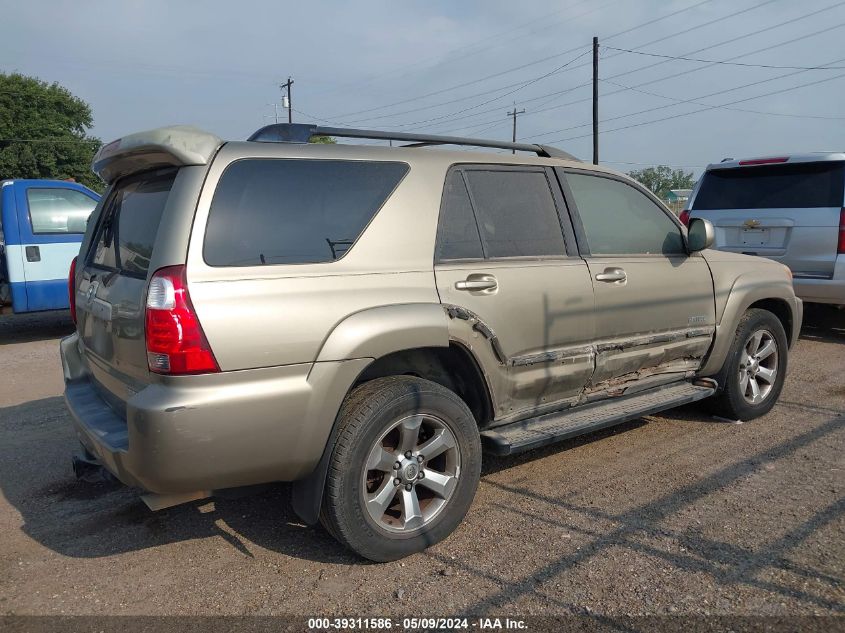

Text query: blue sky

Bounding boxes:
[2,0,844,174]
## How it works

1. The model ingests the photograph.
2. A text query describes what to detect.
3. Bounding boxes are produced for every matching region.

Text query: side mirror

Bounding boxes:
[687,217,714,252]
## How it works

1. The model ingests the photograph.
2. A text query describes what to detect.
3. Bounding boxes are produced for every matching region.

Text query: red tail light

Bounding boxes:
[679,210,690,226]
[838,208,845,255]
[145,265,219,375]
[68,257,78,324]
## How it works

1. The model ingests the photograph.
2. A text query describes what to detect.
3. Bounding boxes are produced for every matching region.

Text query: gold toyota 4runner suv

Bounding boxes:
[62,124,802,561]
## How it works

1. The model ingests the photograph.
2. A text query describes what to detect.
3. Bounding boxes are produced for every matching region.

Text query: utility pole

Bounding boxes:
[281,76,294,124]
[507,106,525,154]
[592,36,599,165]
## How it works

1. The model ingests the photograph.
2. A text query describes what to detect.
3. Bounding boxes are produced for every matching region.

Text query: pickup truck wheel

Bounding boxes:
[710,308,788,421]
[320,376,481,562]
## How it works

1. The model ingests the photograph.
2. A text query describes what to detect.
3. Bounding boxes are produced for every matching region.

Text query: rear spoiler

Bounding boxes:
[92,125,223,184]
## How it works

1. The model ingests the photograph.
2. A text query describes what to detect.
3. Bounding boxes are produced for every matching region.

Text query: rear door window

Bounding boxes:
[89,169,176,277]
[463,169,567,258]
[204,159,409,266]
[693,161,845,210]
[26,188,97,234]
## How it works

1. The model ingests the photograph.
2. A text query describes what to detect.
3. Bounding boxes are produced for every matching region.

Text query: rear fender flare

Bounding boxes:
[293,303,450,524]
[315,303,450,362]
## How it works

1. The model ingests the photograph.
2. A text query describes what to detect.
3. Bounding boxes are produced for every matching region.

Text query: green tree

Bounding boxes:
[627,165,694,200]
[0,73,102,190]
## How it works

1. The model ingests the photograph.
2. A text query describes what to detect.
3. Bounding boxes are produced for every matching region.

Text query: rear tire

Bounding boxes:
[320,376,482,562]
[710,308,788,421]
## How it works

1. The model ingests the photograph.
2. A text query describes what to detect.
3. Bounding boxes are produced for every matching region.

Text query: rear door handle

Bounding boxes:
[25,245,41,262]
[455,276,498,291]
[595,267,627,283]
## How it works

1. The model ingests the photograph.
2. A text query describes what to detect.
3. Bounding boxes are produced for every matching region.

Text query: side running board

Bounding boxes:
[480,381,715,456]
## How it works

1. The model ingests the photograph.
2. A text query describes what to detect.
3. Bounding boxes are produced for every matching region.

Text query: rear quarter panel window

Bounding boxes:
[435,170,484,261]
[693,162,845,210]
[203,159,409,267]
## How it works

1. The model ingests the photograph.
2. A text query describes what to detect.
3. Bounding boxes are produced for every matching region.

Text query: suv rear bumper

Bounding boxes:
[60,333,370,494]
[793,256,845,305]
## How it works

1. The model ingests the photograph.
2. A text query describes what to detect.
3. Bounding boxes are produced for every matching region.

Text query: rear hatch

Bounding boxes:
[75,168,177,410]
[72,125,223,413]
[690,159,844,278]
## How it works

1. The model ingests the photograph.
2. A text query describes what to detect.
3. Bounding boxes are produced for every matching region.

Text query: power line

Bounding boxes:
[347,49,591,130]
[600,78,845,120]
[290,107,347,126]
[603,160,708,170]
[604,45,845,70]
[305,0,611,99]
[522,19,845,141]
[318,0,718,121]
[367,0,830,135]
[543,67,845,145]
[0,138,98,144]
[530,54,845,141]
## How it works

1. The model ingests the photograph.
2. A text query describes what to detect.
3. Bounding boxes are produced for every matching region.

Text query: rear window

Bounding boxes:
[88,169,176,277]
[204,159,409,267]
[693,161,845,210]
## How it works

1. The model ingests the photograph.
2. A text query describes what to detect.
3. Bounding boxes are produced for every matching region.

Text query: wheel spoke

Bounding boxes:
[749,377,761,401]
[747,331,763,355]
[416,428,456,461]
[401,487,424,529]
[367,444,397,473]
[397,415,424,454]
[756,366,776,384]
[417,469,457,499]
[756,339,776,360]
[739,372,750,394]
[366,478,398,517]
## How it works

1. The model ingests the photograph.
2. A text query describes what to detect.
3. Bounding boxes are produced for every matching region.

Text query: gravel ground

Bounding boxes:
[0,306,842,618]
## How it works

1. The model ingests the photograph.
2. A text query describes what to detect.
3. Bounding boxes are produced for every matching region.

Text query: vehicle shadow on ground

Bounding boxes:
[799,304,844,345]
[2,394,844,616]
[0,395,703,567]
[428,412,845,614]
[0,396,359,565]
[0,311,74,345]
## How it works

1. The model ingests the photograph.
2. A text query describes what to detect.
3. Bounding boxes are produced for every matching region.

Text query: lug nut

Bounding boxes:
[394,478,401,486]
[394,461,402,470]
[416,455,424,463]
[405,451,412,458]
[418,471,425,479]
[405,484,412,491]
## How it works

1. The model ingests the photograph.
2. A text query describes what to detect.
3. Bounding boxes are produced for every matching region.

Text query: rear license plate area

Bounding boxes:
[741,228,769,246]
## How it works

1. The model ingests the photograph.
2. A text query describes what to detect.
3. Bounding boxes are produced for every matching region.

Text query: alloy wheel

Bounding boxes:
[362,414,461,533]
[738,328,779,405]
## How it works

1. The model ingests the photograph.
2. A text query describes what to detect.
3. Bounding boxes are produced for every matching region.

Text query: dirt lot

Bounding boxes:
[0,307,842,618]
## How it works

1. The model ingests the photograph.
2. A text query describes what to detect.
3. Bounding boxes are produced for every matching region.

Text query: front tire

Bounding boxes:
[320,376,482,562]
[710,308,788,421]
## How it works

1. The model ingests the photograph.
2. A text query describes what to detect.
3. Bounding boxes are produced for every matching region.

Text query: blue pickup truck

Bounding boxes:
[1,179,100,314]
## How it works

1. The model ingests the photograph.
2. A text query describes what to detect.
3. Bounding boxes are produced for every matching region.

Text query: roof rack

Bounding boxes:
[247,123,579,161]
